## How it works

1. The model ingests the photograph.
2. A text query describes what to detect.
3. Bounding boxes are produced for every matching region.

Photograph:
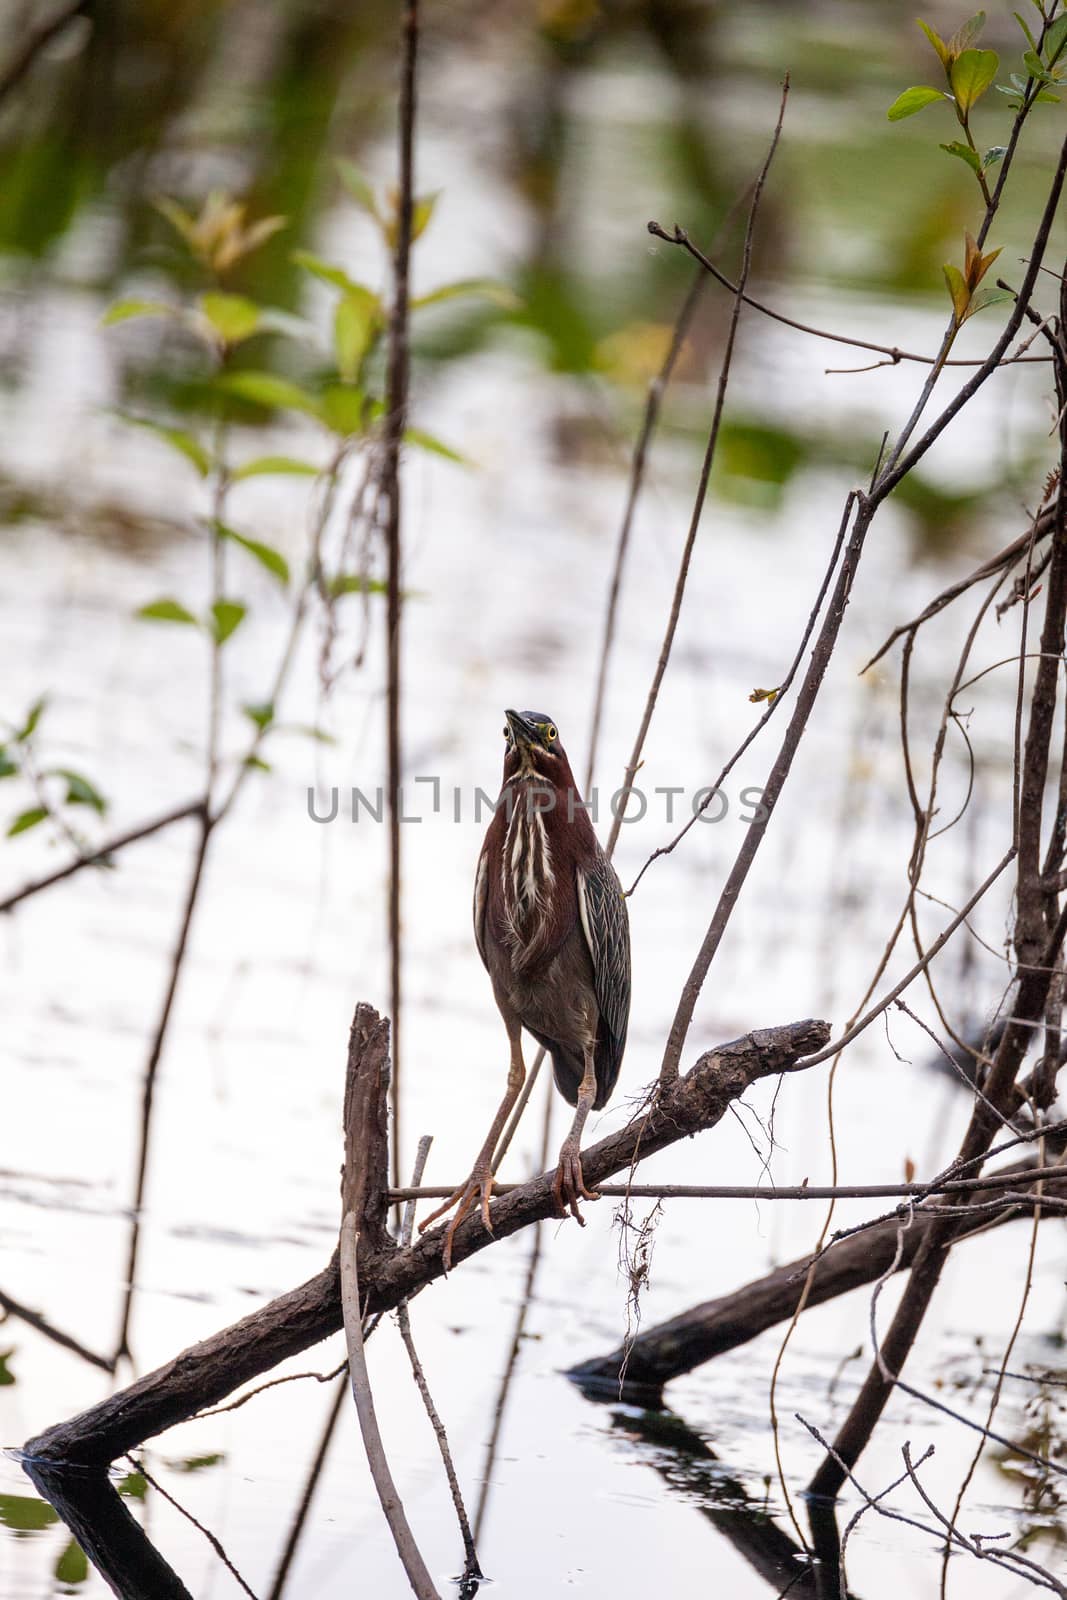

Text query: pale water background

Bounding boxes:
[2,4,1066,1595]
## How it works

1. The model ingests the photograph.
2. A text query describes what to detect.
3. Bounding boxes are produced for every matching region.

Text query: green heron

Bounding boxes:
[421,709,631,1268]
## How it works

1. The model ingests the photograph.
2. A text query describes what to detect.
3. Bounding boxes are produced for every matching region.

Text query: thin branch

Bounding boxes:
[648,223,1048,372]
[127,1457,260,1600]
[396,1138,482,1588]
[605,76,789,858]
[796,850,1017,1069]
[340,1215,440,1600]
[861,508,1054,673]
[115,812,213,1362]
[193,1361,347,1421]
[0,799,205,914]
[380,0,419,1194]
[388,1165,1067,1202]
[0,1286,115,1373]
[0,0,88,108]
[585,264,705,785]
[628,489,852,894]
[265,1377,347,1600]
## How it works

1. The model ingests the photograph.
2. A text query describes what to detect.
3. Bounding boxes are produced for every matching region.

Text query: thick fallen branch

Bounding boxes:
[23,1010,828,1467]
[568,1152,1067,1404]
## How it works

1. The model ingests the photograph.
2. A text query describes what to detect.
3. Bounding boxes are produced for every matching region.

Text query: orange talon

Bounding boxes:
[418,1165,497,1271]
[552,1143,599,1225]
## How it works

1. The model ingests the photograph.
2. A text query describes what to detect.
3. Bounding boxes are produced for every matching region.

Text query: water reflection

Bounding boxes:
[19,1459,192,1600]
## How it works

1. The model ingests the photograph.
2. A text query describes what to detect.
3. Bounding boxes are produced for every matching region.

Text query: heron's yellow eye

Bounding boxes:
[545,725,557,742]
[503,725,511,740]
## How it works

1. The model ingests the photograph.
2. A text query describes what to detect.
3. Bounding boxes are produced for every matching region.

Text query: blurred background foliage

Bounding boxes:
[0,0,1062,561]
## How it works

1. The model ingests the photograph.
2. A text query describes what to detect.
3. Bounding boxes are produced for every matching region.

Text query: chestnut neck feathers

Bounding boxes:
[487,736,597,972]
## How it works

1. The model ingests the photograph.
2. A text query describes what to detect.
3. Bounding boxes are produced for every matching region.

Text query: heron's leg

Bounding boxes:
[552,1048,599,1224]
[419,1015,526,1270]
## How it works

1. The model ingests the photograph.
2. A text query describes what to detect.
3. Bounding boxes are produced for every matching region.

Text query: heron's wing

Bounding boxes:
[473,843,490,970]
[576,847,631,1062]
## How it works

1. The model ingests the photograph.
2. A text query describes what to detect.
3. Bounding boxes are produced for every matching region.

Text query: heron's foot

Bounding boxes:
[552,1140,599,1225]
[418,1162,497,1271]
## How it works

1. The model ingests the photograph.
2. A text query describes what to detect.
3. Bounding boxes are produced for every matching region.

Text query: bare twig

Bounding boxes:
[649,222,1049,373]
[0,0,88,108]
[126,1456,260,1600]
[380,0,419,1193]
[606,77,789,858]
[193,1361,347,1421]
[0,1286,115,1373]
[0,799,205,914]
[388,1165,1067,1202]
[265,1377,347,1600]
[396,1138,482,1587]
[340,1214,441,1600]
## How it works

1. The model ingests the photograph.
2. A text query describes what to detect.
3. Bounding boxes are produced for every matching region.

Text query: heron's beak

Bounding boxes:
[505,709,539,746]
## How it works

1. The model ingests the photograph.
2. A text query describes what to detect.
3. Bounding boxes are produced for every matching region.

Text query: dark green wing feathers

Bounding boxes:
[576,846,631,1105]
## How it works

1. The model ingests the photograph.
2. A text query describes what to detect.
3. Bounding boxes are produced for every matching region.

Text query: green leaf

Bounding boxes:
[940,140,981,174]
[276,723,336,744]
[166,1452,227,1473]
[336,159,380,220]
[55,1537,89,1586]
[943,262,970,322]
[216,522,289,586]
[982,144,1008,169]
[216,370,323,419]
[232,455,320,481]
[413,277,522,311]
[411,192,439,241]
[404,426,468,465]
[136,598,200,626]
[116,1472,147,1500]
[0,748,15,778]
[965,286,1012,320]
[153,195,196,246]
[951,48,999,111]
[1023,47,1051,80]
[324,573,388,599]
[244,754,271,772]
[121,415,211,477]
[1014,10,1038,51]
[334,287,380,381]
[198,291,261,345]
[211,600,247,644]
[887,85,945,120]
[51,769,107,813]
[15,696,46,742]
[102,299,175,327]
[917,19,951,69]
[948,11,986,56]
[290,250,369,297]
[242,701,275,730]
[1035,88,1062,102]
[0,1348,15,1386]
[0,1493,59,1531]
[7,806,48,837]
[320,383,368,436]
[1046,13,1067,63]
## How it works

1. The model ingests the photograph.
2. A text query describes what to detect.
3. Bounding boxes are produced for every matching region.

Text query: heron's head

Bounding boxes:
[502,708,568,778]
